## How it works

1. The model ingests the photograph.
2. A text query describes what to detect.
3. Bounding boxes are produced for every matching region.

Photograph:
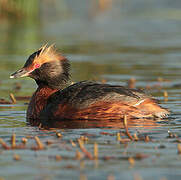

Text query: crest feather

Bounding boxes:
[39,43,48,55]
[34,44,65,65]
[46,43,55,53]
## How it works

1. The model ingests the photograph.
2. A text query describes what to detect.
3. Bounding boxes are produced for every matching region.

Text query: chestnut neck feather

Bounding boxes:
[27,85,58,126]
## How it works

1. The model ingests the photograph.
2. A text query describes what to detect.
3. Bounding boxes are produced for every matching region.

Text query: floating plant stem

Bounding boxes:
[128,157,135,167]
[123,115,134,141]
[94,142,98,159]
[0,138,10,149]
[127,78,136,89]
[55,155,62,161]
[78,139,93,160]
[80,136,88,142]
[13,154,21,161]
[75,150,83,160]
[9,93,17,104]
[11,133,16,149]
[177,144,181,154]
[34,136,44,150]
[163,91,168,101]
[133,133,139,141]
[117,132,121,141]
[56,132,62,138]
[21,137,28,144]
[70,139,76,147]
[145,135,150,142]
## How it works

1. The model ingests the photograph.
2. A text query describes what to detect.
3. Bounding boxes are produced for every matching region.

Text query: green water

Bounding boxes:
[0,0,181,179]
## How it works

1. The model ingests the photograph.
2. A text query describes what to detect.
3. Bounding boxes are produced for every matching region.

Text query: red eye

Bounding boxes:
[34,64,40,69]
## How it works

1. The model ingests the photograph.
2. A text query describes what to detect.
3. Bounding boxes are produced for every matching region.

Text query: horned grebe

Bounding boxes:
[10,45,169,127]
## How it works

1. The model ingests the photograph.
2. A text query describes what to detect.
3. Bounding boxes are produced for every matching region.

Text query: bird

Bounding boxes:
[10,44,169,127]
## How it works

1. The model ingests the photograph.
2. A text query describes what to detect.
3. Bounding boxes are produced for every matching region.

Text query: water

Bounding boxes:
[0,0,181,179]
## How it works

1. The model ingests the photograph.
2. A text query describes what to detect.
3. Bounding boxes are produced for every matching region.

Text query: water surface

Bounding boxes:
[0,0,181,179]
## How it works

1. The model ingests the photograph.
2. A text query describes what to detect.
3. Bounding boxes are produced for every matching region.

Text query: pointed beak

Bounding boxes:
[10,68,31,79]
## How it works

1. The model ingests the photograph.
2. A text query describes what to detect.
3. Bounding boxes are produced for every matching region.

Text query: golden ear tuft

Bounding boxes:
[39,43,56,56]
[39,43,48,50]
[39,43,48,55]
[34,43,65,64]
[47,44,55,53]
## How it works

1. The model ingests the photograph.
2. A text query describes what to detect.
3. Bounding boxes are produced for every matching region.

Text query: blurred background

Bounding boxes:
[1,0,181,97]
[1,1,181,180]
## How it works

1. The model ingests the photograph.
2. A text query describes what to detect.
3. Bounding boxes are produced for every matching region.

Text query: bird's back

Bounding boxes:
[40,81,169,125]
[48,81,147,108]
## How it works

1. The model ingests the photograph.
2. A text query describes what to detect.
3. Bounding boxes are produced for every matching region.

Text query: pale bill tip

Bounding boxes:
[10,75,14,79]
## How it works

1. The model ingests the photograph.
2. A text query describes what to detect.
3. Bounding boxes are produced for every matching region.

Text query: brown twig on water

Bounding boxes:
[177,144,181,155]
[123,115,134,141]
[0,138,10,150]
[100,132,114,136]
[21,137,28,144]
[14,137,28,149]
[101,79,107,84]
[80,136,89,142]
[9,93,17,104]
[116,132,121,141]
[168,130,174,138]
[0,98,12,104]
[119,138,131,144]
[78,139,93,160]
[46,140,54,145]
[56,132,62,138]
[135,153,150,160]
[116,132,130,143]
[34,136,44,150]
[75,150,84,160]
[13,154,21,161]
[163,91,168,101]
[94,142,98,159]
[11,133,16,149]
[55,155,62,161]
[167,130,178,138]
[127,78,136,89]
[144,135,150,142]
[70,139,76,147]
[133,133,139,141]
[128,157,135,167]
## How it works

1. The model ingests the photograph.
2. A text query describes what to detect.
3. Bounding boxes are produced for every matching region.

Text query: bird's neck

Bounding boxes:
[35,79,69,90]
[27,85,58,126]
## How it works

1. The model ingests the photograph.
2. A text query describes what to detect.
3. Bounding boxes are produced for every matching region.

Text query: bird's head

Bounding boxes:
[10,44,70,89]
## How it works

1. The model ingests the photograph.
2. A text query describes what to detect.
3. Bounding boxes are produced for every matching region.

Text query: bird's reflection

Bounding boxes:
[50,118,162,129]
